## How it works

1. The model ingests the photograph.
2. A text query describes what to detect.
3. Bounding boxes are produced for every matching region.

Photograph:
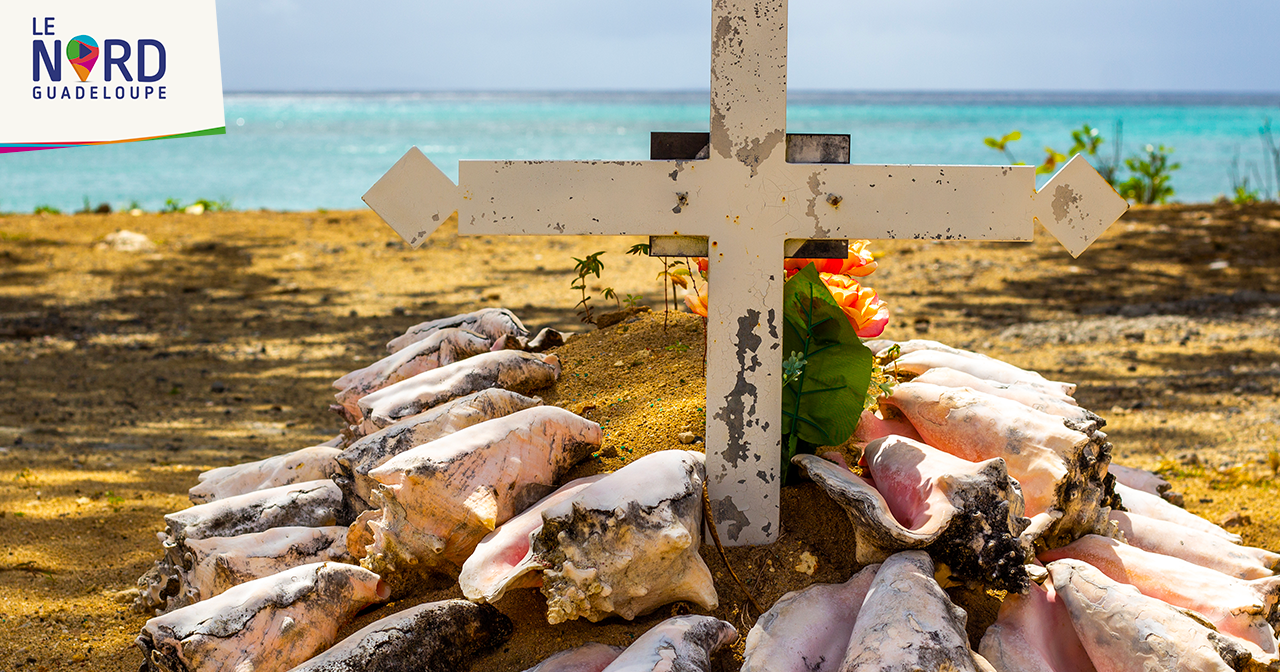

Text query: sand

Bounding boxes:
[1,202,1279,670]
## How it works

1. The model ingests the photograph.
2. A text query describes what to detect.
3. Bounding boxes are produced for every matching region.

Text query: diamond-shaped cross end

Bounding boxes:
[362,146,460,249]
[1034,154,1129,258]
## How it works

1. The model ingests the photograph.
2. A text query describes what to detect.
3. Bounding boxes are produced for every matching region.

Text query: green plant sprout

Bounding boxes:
[570,250,607,325]
[984,131,1023,164]
[33,205,61,215]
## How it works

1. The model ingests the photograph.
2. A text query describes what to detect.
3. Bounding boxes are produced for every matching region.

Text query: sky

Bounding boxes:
[215,0,1280,93]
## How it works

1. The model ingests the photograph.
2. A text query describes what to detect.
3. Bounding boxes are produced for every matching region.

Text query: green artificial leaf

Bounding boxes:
[780,264,874,482]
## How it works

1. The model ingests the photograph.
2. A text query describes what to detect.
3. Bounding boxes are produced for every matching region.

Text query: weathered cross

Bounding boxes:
[362,0,1128,546]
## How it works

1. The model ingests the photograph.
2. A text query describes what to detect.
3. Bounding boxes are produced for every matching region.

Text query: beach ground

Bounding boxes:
[2,203,1279,670]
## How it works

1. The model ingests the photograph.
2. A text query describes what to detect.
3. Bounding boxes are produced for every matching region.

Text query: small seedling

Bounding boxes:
[570,251,607,325]
[105,491,125,511]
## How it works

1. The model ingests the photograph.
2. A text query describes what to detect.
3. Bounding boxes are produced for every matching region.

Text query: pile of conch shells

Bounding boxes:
[130,315,1280,672]
[130,307,735,672]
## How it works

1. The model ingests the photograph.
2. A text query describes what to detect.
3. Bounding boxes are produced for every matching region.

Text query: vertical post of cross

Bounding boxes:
[701,0,791,545]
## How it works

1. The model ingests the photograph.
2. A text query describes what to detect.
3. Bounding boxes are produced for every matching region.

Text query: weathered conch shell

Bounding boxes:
[387,307,528,354]
[1113,481,1241,542]
[880,382,1119,551]
[740,564,880,672]
[840,550,987,672]
[879,341,1076,395]
[1110,510,1280,580]
[794,434,1031,592]
[601,615,737,672]
[137,480,348,613]
[475,450,717,624]
[136,562,388,672]
[1107,463,1170,496]
[459,474,605,604]
[335,388,543,507]
[179,526,350,606]
[979,568,1097,672]
[287,599,513,672]
[350,406,600,581]
[1048,558,1261,672]
[333,327,494,420]
[1040,534,1280,658]
[910,366,1096,424]
[520,643,623,672]
[356,350,560,432]
[188,445,343,504]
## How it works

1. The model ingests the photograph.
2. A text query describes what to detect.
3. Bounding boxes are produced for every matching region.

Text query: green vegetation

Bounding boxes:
[570,250,607,325]
[33,204,61,215]
[1119,144,1180,205]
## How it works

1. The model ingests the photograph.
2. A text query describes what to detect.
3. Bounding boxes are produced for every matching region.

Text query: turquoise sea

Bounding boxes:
[2,91,1279,212]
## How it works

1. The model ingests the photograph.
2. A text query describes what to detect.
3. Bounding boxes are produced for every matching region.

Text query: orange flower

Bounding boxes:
[684,285,708,318]
[819,273,889,338]
[784,239,877,278]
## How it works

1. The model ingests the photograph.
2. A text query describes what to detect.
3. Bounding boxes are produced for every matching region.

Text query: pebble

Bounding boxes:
[1220,511,1252,528]
[677,432,700,445]
[794,551,818,575]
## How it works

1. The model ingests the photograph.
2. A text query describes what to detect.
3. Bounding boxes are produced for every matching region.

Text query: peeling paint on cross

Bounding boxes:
[362,0,1129,546]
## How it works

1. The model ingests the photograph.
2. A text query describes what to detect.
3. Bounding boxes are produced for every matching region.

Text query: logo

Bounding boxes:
[2,1,225,154]
[65,34,97,81]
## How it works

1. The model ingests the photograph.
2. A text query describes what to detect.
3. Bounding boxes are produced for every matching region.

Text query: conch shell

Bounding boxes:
[188,444,342,504]
[387,307,527,354]
[333,327,494,420]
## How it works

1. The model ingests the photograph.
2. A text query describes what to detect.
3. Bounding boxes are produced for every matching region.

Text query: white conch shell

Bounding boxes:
[795,436,1030,592]
[1113,481,1241,542]
[287,599,512,672]
[840,550,985,672]
[180,526,349,605]
[887,348,1076,396]
[1049,558,1259,672]
[979,571,1097,672]
[600,615,737,672]
[910,366,1092,422]
[333,327,494,421]
[356,350,560,432]
[486,450,717,624]
[136,562,388,672]
[188,445,342,504]
[521,642,623,672]
[335,388,542,507]
[1107,463,1170,496]
[882,382,1119,551]
[1041,534,1280,658]
[1110,510,1279,580]
[459,474,605,604]
[137,480,347,613]
[387,308,528,354]
[740,564,880,672]
[351,406,600,579]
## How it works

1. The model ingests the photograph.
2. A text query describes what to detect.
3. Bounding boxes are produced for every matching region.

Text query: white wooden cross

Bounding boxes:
[362,0,1128,546]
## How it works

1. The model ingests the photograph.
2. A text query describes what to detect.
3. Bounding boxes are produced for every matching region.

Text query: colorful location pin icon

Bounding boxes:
[66,35,100,82]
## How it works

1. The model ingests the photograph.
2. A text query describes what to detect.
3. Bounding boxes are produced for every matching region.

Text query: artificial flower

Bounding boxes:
[784,239,877,278]
[819,272,889,338]
[684,285,708,318]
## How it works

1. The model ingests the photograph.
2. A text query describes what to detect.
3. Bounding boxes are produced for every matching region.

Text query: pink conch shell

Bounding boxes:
[188,445,342,504]
[887,347,1076,396]
[910,366,1092,423]
[795,436,1030,591]
[513,450,717,624]
[333,327,493,419]
[356,350,560,432]
[288,599,512,672]
[979,571,1097,672]
[1041,534,1280,657]
[136,562,388,672]
[852,407,924,444]
[600,615,736,672]
[387,308,527,354]
[335,388,542,507]
[459,474,605,604]
[740,564,879,672]
[1049,558,1260,672]
[521,642,624,672]
[1113,481,1241,542]
[180,526,349,605]
[881,382,1119,550]
[351,406,599,581]
[1110,510,1279,580]
[840,551,986,672]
